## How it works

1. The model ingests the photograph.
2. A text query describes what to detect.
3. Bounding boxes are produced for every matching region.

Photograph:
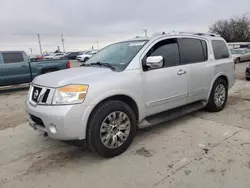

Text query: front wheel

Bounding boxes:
[206,78,228,112]
[87,100,137,158]
[83,57,89,62]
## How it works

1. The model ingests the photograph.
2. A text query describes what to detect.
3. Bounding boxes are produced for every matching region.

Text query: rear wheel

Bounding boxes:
[206,78,228,112]
[235,57,240,64]
[87,100,137,158]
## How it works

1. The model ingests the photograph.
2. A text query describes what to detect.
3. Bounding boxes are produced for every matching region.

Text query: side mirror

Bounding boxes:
[146,56,163,69]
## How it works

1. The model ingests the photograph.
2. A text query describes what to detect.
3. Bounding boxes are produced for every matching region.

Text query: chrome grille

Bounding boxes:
[29,85,55,105]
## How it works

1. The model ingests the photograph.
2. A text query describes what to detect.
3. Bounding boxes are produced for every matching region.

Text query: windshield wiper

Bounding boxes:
[90,62,115,70]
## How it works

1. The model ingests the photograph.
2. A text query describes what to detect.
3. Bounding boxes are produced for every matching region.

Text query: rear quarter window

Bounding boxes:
[212,40,229,59]
[2,52,24,63]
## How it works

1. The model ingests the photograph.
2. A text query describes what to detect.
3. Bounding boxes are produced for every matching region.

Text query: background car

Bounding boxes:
[76,50,98,62]
[44,53,66,60]
[231,48,250,63]
[66,52,82,60]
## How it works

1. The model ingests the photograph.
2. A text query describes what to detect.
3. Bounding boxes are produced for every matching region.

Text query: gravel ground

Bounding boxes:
[1,61,250,188]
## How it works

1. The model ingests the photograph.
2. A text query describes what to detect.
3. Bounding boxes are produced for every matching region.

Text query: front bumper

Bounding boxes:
[26,100,94,140]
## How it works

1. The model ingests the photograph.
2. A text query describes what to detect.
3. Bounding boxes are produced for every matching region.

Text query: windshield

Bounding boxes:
[230,49,244,54]
[86,40,148,70]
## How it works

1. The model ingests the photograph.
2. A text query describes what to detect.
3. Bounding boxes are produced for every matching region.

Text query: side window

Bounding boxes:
[145,38,180,68]
[201,40,208,60]
[179,38,207,64]
[212,40,229,59]
[2,53,24,64]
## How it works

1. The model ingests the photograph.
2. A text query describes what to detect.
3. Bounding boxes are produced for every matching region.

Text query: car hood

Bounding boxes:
[33,67,113,87]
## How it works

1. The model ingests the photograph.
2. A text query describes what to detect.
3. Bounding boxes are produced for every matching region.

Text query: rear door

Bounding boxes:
[1,52,31,85]
[178,38,212,103]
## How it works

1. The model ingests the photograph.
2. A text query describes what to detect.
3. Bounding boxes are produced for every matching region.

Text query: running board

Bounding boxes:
[138,101,206,129]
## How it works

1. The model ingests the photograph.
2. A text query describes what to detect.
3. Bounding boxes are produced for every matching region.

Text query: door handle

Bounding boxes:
[21,65,28,67]
[177,69,186,75]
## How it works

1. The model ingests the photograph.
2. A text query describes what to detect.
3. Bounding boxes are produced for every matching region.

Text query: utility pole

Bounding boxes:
[61,33,65,53]
[30,48,32,55]
[37,34,43,55]
[143,29,148,37]
[96,41,99,50]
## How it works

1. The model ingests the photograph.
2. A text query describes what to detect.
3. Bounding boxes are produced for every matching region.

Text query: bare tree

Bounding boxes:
[209,16,250,42]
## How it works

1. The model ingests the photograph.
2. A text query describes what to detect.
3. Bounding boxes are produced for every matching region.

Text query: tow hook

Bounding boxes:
[44,132,48,137]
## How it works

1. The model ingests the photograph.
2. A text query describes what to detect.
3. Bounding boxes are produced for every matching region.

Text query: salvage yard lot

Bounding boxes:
[1,61,250,188]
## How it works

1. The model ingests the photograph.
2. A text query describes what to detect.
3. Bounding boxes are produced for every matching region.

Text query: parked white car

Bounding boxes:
[76,50,98,62]
[26,31,235,158]
[44,53,66,60]
[230,48,250,63]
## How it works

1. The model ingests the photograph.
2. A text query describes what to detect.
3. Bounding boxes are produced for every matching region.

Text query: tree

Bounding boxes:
[209,16,250,42]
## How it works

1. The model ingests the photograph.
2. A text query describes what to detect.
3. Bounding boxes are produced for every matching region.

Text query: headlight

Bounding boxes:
[52,84,89,105]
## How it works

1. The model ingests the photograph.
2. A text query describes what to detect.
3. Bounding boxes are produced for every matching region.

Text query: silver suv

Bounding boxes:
[26,32,235,157]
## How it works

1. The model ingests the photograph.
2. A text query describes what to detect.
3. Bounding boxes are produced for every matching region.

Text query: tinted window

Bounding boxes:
[179,38,207,64]
[201,40,208,60]
[2,53,24,64]
[212,40,229,59]
[147,38,180,68]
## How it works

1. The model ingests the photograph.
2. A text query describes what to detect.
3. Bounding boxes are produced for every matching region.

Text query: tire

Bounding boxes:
[87,100,137,158]
[246,77,250,81]
[84,57,89,62]
[206,78,228,112]
[235,57,240,64]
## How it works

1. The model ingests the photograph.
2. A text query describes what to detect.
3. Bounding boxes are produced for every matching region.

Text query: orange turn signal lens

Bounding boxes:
[58,85,88,93]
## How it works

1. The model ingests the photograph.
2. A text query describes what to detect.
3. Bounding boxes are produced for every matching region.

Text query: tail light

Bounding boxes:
[66,61,71,69]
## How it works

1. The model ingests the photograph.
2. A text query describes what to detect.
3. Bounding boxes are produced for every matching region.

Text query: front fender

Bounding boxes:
[86,89,145,121]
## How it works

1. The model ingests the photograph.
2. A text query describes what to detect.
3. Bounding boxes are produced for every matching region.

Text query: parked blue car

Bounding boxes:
[0,51,71,87]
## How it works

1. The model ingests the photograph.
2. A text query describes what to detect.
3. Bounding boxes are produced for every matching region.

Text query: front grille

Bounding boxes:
[31,86,50,104]
[41,89,50,103]
[32,86,42,102]
[30,114,45,128]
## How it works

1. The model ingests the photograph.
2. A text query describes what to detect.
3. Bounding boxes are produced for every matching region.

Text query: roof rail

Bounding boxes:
[152,31,220,37]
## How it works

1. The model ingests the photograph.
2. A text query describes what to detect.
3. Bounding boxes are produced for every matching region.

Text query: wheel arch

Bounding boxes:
[86,94,139,137]
[41,67,59,74]
[207,74,228,101]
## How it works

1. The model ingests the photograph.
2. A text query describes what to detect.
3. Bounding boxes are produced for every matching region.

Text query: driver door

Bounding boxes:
[142,38,188,116]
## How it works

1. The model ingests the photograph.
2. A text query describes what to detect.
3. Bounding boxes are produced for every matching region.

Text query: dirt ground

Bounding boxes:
[1,61,250,188]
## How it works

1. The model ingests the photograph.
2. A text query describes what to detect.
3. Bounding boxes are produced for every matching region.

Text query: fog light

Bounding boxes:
[49,124,57,134]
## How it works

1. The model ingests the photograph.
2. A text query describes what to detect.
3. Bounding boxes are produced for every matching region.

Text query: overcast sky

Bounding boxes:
[0,0,249,55]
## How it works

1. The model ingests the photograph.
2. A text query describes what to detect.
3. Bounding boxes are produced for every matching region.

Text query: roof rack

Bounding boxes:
[152,31,220,37]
